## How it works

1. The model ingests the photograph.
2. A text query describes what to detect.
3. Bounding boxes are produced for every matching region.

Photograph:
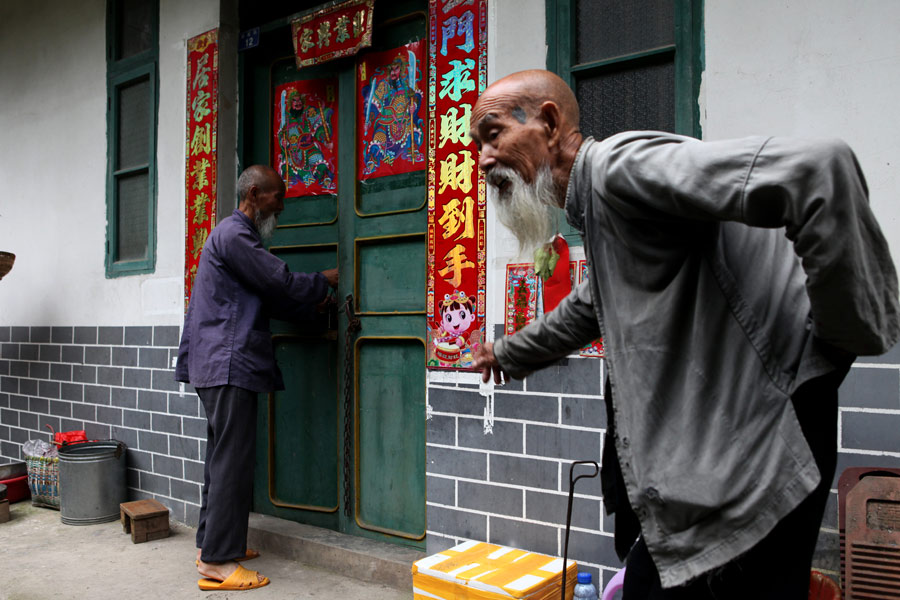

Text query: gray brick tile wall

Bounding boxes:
[426,475,455,506]
[427,504,487,540]
[51,327,72,344]
[489,454,559,489]
[426,351,900,583]
[458,418,522,453]
[457,480,522,517]
[0,324,207,527]
[490,515,559,557]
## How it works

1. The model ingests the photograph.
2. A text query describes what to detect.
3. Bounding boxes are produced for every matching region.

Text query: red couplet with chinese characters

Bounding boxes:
[184,29,218,311]
[426,0,488,370]
[290,0,374,70]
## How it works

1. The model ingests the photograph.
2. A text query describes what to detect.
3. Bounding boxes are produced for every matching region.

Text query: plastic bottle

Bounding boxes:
[573,571,598,599]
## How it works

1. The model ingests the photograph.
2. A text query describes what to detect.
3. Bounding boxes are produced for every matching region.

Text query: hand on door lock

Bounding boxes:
[317,289,339,330]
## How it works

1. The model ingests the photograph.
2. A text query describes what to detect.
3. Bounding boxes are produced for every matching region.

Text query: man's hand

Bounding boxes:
[321,268,339,288]
[472,341,506,384]
[316,294,337,314]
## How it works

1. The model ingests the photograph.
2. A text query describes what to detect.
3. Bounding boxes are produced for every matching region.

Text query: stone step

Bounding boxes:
[247,512,426,590]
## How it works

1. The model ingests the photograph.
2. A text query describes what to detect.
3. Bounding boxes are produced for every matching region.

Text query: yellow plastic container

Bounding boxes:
[412,541,578,600]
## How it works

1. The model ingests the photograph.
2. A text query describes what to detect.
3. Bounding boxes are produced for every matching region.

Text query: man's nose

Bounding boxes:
[478,147,496,172]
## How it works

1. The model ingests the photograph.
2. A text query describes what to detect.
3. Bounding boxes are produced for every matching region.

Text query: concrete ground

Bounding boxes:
[0,501,412,600]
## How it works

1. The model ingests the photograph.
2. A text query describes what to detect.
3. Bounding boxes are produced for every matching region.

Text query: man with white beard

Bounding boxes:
[471,70,899,599]
[176,164,337,591]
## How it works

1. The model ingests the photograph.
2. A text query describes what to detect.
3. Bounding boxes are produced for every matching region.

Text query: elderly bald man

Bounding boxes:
[471,70,899,599]
[177,165,338,591]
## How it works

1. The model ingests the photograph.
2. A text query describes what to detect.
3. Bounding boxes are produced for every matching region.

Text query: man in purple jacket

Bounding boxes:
[176,165,337,590]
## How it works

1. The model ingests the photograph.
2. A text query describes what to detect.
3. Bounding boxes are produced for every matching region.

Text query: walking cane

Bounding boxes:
[561,460,600,600]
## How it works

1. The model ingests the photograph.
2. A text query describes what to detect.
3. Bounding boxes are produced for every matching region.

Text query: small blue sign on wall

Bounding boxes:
[238,27,259,51]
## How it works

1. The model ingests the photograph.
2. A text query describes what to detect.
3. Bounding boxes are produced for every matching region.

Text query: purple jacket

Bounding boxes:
[175,209,329,392]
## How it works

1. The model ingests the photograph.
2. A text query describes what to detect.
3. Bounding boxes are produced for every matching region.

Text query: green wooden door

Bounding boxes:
[243,2,427,549]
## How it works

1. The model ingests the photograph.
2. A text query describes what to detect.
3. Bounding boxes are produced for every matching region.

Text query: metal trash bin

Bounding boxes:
[58,441,127,525]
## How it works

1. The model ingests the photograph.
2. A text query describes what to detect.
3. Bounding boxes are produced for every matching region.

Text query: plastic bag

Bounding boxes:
[45,424,88,447]
[23,439,58,458]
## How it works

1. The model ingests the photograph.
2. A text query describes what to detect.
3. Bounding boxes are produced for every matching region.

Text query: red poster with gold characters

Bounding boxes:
[291,0,374,70]
[426,0,488,370]
[184,29,218,311]
[504,264,539,337]
[273,79,339,197]
[357,40,427,180]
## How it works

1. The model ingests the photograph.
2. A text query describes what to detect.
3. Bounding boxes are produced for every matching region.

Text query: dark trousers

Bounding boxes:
[196,385,258,563]
[623,366,849,600]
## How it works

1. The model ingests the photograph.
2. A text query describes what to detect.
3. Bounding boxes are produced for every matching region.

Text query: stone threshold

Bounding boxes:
[247,512,426,590]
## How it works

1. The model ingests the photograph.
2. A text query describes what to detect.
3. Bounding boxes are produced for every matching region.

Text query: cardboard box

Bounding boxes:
[412,541,577,600]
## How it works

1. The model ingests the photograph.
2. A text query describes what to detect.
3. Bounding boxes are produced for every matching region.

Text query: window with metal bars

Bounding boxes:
[546,0,703,242]
[105,0,159,277]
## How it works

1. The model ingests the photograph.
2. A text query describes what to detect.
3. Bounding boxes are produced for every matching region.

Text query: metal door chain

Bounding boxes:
[341,294,361,517]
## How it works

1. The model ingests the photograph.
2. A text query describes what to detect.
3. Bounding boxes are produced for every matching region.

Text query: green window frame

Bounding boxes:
[546,0,704,242]
[105,0,160,277]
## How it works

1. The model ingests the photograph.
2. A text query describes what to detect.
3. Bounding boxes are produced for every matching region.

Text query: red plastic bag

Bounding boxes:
[542,235,572,313]
[45,425,89,447]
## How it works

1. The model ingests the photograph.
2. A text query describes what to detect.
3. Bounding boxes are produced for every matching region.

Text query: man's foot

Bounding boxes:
[197,560,267,586]
[196,548,260,564]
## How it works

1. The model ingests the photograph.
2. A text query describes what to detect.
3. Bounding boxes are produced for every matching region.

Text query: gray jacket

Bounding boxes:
[494,133,899,587]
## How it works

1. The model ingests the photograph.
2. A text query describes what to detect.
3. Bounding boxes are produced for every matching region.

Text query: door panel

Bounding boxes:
[357,171,427,215]
[356,234,426,314]
[269,336,339,512]
[355,338,426,539]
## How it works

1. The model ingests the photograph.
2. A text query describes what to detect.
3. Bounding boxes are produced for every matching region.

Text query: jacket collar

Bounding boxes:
[232,208,261,239]
[564,137,596,234]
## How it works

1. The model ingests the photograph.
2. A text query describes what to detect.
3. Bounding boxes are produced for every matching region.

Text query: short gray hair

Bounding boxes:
[237,165,279,202]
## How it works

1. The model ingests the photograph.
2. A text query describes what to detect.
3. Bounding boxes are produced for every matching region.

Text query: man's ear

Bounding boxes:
[539,101,562,147]
[245,184,260,210]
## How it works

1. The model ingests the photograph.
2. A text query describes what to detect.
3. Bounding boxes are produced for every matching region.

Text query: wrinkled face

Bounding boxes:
[441,303,476,336]
[469,91,552,189]
[251,176,285,243]
[470,89,559,254]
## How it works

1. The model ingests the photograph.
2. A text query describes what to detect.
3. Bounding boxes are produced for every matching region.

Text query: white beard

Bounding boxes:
[488,164,559,256]
[255,211,278,243]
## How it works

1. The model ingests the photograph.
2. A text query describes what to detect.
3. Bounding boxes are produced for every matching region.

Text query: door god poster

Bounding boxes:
[273,78,338,197]
[357,40,427,179]
[426,0,488,370]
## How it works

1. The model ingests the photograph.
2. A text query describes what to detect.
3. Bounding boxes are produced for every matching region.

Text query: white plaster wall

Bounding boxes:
[484,0,550,329]
[702,0,900,265]
[0,0,219,326]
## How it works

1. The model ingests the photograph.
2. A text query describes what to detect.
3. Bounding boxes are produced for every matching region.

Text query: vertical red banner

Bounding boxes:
[426,0,488,370]
[184,29,219,311]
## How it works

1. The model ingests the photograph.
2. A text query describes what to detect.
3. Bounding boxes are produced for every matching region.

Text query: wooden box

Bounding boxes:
[120,499,169,544]
[412,541,577,600]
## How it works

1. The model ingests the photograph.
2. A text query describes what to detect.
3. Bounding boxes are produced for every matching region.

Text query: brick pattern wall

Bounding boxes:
[0,325,203,525]
[425,332,619,588]
[425,328,900,590]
